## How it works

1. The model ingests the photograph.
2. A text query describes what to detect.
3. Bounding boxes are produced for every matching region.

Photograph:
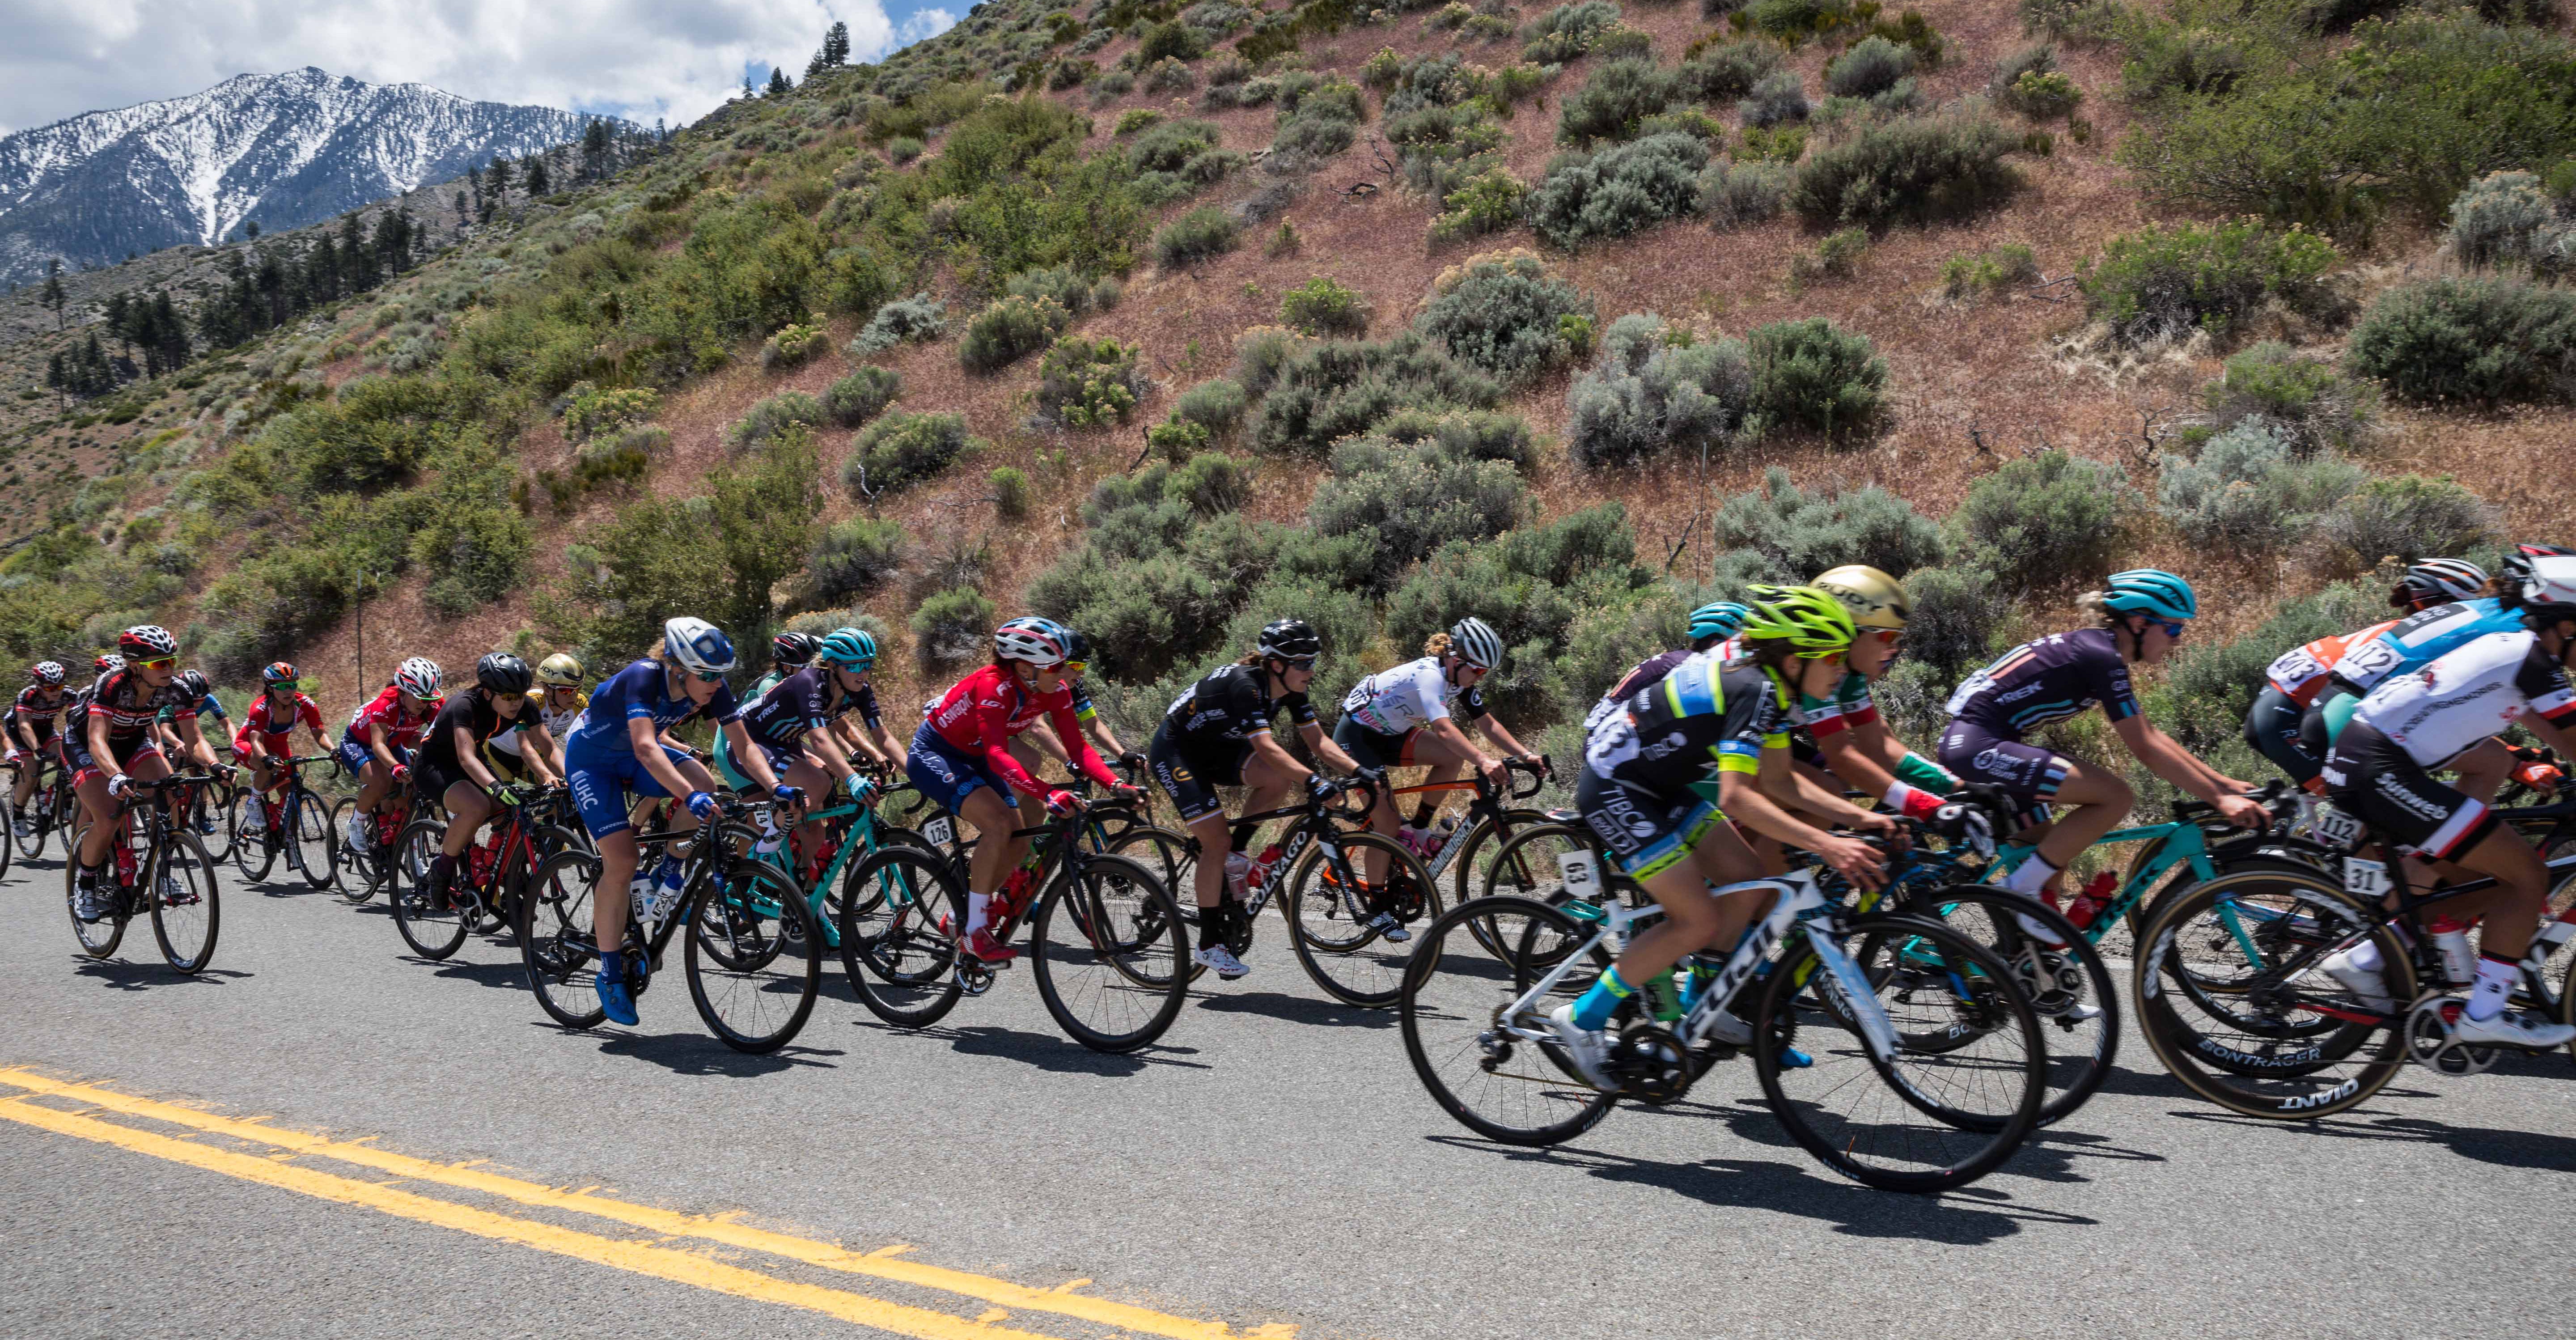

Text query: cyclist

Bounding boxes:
[338,657,445,853]
[820,628,906,772]
[2316,554,2576,1048]
[724,628,887,862]
[233,662,330,838]
[1147,618,1362,980]
[9,661,73,835]
[1016,628,1143,781]
[154,669,232,835]
[908,617,1134,965]
[1580,602,1752,735]
[1337,617,1547,881]
[1937,569,2266,906]
[419,653,559,908]
[1793,566,1965,819]
[562,617,796,1027]
[2245,558,2487,791]
[1546,587,1898,1081]
[68,627,230,921]
[487,652,587,782]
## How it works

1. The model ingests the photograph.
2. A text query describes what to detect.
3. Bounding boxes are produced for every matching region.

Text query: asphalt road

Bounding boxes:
[4,837,2574,1340]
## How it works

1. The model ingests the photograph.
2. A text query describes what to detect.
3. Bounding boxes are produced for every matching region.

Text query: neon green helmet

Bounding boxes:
[818,627,879,672]
[1738,585,1858,658]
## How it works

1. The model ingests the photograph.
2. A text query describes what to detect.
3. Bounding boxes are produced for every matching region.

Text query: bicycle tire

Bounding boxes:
[520,847,610,1030]
[228,790,279,882]
[327,797,375,902]
[1467,822,1591,957]
[389,818,470,961]
[191,784,237,866]
[283,789,330,889]
[1282,829,1437,1008]
[1884,886,2117,1127]
[64,818,125,959]
[10,770,47,861]
[1757,914,2044,1192]
[1105,824,1231,980]
[144,828,222,975]
[839,844,965,1029]
[2131,870,2408,1119]
[1398,895,1614,1146]
[1031,852,1187,1052]
[685,861,822,1054]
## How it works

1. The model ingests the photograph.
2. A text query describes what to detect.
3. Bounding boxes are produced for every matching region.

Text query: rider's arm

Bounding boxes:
[625,710,702,798]
[1762,750,1892,831]
[455,722,499,792]
[1300,720,1360,775]
[719,718,783,792]
[2111,717,2240,804]
[367,717,400,769]
[1245,726,1310,780]
[1085,716,1127,760]
[522,720,561,785]
[1724,749,1877,861]
[1424,714,1492,772]
[1471,712,1536,761]
[174,714,222,772]
[1024,725,1073,766]
[1045,700,1120,790]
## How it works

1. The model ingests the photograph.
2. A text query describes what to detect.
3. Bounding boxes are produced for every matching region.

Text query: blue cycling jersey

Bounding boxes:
[571,658,740,754]
[2328,598,2525,695]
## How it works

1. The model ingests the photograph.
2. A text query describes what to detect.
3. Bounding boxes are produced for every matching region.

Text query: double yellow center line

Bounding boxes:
[0,1068,1292,1340]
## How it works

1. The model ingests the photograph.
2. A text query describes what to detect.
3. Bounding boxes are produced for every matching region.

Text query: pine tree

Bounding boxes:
[149,292,189,373]
[245,220,260,239]
[767,65,792,97]
[104,292,133,358]
[41,259,65,332]
[655,117,667,143]
[743,72,757,100]
[581,119,612,179]
[45,350,67,409]
[486,156,511,195]
[524,152,550,197]
[825,20,852,66]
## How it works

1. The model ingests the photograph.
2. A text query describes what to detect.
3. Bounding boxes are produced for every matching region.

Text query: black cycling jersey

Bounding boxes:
[1161,663,1316,749]
[742,666,879,751]
[68,668,197,741]
[1583,654,1792,797]
[419,690,533,773]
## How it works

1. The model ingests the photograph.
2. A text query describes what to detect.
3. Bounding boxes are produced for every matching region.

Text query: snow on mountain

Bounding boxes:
[0,68,600,287]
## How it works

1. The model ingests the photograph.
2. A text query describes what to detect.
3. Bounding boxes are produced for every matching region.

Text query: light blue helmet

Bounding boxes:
[2100,569,2198,622]
[663,616,738,674]
[818,627,878,671]
[1688,601,1752,644]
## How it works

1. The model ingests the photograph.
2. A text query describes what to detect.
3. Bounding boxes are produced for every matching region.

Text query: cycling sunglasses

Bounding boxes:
[1279,655,1318,670]
[130,655,176,669]
[1063,660,1089,678]
[2154,619,2187,639]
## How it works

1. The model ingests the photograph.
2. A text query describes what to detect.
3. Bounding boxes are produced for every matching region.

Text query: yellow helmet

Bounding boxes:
[1739,585,1858,657]
[1813,564,1910,631]
[535,653,586,687]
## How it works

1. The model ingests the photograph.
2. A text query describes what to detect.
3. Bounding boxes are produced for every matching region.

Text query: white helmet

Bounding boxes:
[392,657,443,699]
[2520,555,2576,622]
[993,616,1069,667]
[2398,557,2487,606]
[663,616,738,675]
[1448,617,1504,671]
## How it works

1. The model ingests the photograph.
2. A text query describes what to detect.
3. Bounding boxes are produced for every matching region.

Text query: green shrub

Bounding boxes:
[1700,158,1789,228]
[1947,450,2140,589]
[1177,377,1249,430]
[1792,227,1872,285]
[1746,317,1886,439]
[1115,108,1164,137]
[1248,333,1504,456]
[1416,253,1596,383]
[1558,59,1683,144]
[1568,314,1754,466]
[1006,265,1119,317]
[1939,242,2040,300]
[1521,1,1624,64]
[959,294,1073,372]
[1429,170,1530,247]
[1147,416,1213,463]
[412,448,532,618]
[2345,276,2576,406]
[1168,452,1254,515]
[1788,110,2021,228]
[1735,0,1867,45]
[2205,341,2374,452]
[1739,72,1810,128]
[2156,423,2366,552]
[2018,0,2123,40]
[1035,335,1148,427]
[2318,473,2500,568]
[990,466,1032,520]
[1712,466,1946,582]
[1896,564,2000,677]
[1234,325,1305,399]
[1678,40,1784,101]
[2004,69,2082,119]
[1154,206,1241,268]
[911,587,998,674]
[844,411,981,496]
[1270,76,1366,167]
[1826,36,1916,98]
[2080,219,2341,347]
[1856,9,1946,67]
[850,293,947,353]
[1310,437,1534,590]
[808,517,906,603]
[2447,170,2572,273]
[1144,56,1199,94]
[561,382,660,441]
[823,366,902,427]
[1280,276,1374,335]
[1528,132,1711,249]
[1139,19,1209,64]
[726,390,829,453]
[888,136,926,164]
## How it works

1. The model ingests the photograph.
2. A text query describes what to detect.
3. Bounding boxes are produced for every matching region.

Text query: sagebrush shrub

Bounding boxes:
[911,587,997,674]
[1248,333,1504,456]
[2318,473,2500,568]
[1826,36,1916,98]
[1677,40,1783,101]
[1938,243,2039,300]
[1274,276,1368,335]
[562,382,659,441]
[2205,341,2374,453]
[1947,450,2139,589]
[2080,219,2341,347]
[2156,423,2365,552]
[959,294,1072,372]
[1145,56,1198,94]
[1700,158,1789,229]
[1036,336,1148,428]
[1417,252,1597,383]
[1521,1,1623,63]
[2004,69,2082,119]
[808,517,906,603]
[726,391,829,453]
[1270,76,1365,168]
[1177,377,1249,430]
[844,411,980,496]
[1747,317,1886,439]
[1169,452,1254,516]
[850,292,946,353]
[1738,72,1811,128]
[1139,19,1208,64]
[823,366,901,427]
[1557,59,1683,144]
[1005,266,1116,317]
[1527,132,1711,249]
[760,320,830,371]
[2345,277,2576,406]
[1567,314,1754,466]
[2446,170,2573,274]
[1155,206,1242,268]
[1310,437,1533,590]
[1713,466,1946,581]
[1428,170,1530,247]
[1788,110,2020,228]
[1896,564,1998,677]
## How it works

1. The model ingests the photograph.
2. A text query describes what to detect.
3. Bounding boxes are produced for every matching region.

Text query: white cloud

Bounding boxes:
[0,0,948,136]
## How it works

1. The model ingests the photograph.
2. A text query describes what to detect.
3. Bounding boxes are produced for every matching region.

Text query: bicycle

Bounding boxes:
[388,783,587,961]
[181,772,238,866]
[10,751,77,861]
[63,773,224,974]
[839,793,1188,1053]
[733,773,932,958]
[1398,831,2046,1193]
[226,754,338,889]
[329,781,417,904]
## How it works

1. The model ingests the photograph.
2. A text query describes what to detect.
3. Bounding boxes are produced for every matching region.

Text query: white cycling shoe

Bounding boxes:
[2451,1007,2576,1050]
[1364,911,1411,943]
[344,815,373,851]
[2319,944,2395,1013]
[1193,944,1251,980]
[1543,1002,1616,1090]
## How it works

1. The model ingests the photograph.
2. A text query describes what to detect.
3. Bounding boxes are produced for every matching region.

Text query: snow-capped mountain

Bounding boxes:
[0,68,599,287]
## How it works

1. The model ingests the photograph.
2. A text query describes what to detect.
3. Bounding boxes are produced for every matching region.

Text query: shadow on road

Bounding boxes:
[587,1027,845,1077]
[1191,989,1396,1030]
[848,1016,1212,1075]
[72,959,253,991]
[2167,1106,2576,1175]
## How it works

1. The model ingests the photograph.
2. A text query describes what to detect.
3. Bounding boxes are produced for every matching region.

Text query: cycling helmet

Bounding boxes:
[993,616,1070,667]
[772,631,820,667]
[1258,618,1323,662]
[119,624,178,660]
[261,661,299,685]
[663,616,738,675]
[1812,564,1910,630]
[178,670,210,698]
[476,652,534,694]
[1448,617,1504,671]
[95,654,123,676]
[1063,628,1092,666]
[534,653,585,687]
[1686,602,1752,644]
[393,657,444,700]
[2098,569,2198,621]
[2520,555,2576,625]
[2502,543,2576,588]
[818,627,879,672]
[30,662,63,687]
[2394,557,2487,608]
[1739,585,1858,657]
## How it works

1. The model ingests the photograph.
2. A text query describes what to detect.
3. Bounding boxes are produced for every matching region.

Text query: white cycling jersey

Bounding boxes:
[1341,656,1486,735]
[2351,629,2576,768]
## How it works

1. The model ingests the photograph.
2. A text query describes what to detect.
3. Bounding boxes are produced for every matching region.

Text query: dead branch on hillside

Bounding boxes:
[1338,181,1381,204]
[1368,136,1399,184]
[2025,275,2082,302]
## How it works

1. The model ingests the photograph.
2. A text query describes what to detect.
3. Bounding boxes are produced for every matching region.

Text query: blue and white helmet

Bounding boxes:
[1687,602,1752,643]
[2099,569,2198,622]
[993,616,1069,667]
[664,616,737,675]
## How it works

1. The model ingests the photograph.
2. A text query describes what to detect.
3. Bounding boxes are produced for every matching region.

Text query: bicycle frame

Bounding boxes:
[1383,760,1547,884]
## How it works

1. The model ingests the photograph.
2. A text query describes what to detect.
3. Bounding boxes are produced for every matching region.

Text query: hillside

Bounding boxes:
[4,0,2573,801]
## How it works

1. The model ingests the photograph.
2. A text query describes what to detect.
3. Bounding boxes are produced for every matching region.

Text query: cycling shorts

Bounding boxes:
[1574,768,1721,881]
[2321,721,2498,861]
[713,729,800,794]
[562,729,694,841]
[69,732,160,785]
[1935,721,2064,831]
[1331,716,1416,773]
[2243,683,2322,786]
[336,729,413,780]
[481,739,530,781]
[1147,724,1250,824]
[2299,684,2364,763]
[905,722,1016,815]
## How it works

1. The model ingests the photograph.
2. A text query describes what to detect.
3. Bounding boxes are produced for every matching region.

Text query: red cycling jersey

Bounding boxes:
[924,663,1117,798]
[245,691,324,738]
[347,685,439,751]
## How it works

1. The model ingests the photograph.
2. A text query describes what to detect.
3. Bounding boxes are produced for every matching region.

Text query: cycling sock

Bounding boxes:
[1229,823,1256,853]
[1198,901,1229,950]
[1680,962,1719,1014]
[1568,967,1636,1031]
[1410,801,1436,828]
[429,852,456,879]
[965,892,991,936]
[2466,953,2517,1021]
[598,949,624,985]
[2003,854,2059,897]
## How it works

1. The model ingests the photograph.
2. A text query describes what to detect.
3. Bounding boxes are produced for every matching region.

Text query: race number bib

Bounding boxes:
[2342,857,2391,900]
[921,815,955,847]
[2264,646,2326,690]
[2334,638,2404,687]
[2309,803,2365,852]
[1556,848,1600,898]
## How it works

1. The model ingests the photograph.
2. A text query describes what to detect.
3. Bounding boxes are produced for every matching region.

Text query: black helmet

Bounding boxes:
[476,652,534,694]
[1064,627,1092,664]
[1258,618,1322,662]
[772,631,820,667]
[178,669,210,697]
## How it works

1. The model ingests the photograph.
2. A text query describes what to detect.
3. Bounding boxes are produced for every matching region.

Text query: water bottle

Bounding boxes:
[2065,872,2117,931]
[2429,920,2474,988]
[1642,969,1684,1023]
[637,856,686,924]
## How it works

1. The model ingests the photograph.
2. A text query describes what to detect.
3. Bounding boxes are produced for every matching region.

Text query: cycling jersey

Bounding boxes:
[491,688,586,759]
[1581,648,1696,735]
[420,691,534,772]
[346,685,440,751]
[1162,663,1315,748]
[1340,656,1488,736]
[2348,630,2576,768]
[2327,598,2521,695]
[1944,628,2140,738]
[568,659,741,754]
[1792,670,1878,741]
[12,686,70,737]
[1577,656,1790,878]
[70,668,198,741]
[922,663,1116,797]
[2264,620,2401,706]
[742,666,880,751]
[242,691,323,739]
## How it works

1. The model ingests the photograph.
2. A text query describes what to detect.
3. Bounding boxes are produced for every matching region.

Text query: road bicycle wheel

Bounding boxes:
[1757,914,2043,1193]
[1399,895,1614,1146]
[1031,853,1187,1052]
[685,861,822,1054]
[838,844,965,1029]
[1284,830,1437,1008]
[227,790,278,883]
[147,830,222,975]
[1464,822,1590,957]
[63,818,125,959]
[1881,886,2116,1127]
[520,847,609,1030]
[1104,824,1236,982]
[190,784,236,866]
[327,798,375,902]
[389,818,470,961]
[10,776,47,861]
[2132,870,2408,1120]
[284,790,332,889]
